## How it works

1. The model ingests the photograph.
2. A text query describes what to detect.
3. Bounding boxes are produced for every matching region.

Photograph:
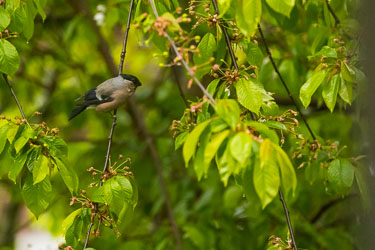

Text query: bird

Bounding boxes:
[69,74,142,120]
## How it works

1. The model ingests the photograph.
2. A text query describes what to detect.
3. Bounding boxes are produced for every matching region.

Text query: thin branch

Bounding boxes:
[279,189,298,250]
[67,1,183,249]
[118,0,135,75]
[83,110,117,249]
[211,0,257,120]
[257,24,317,141]
[2,74,26,120]
[149,0,216,107]
[171,65,189,107]
[325,0,340,27]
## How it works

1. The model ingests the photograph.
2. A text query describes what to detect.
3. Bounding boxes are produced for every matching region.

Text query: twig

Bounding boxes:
[67,1,183,249]
[118,0,135,75]
[211,0,257,120]
[325,0,340,27]
[2,74,26,120]
[257,24,316,141]
[171,65,189,107]
[149,0,216,106]
[279,189,298,250]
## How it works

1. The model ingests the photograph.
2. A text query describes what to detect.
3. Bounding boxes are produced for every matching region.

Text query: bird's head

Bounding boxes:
[120,74,142,88]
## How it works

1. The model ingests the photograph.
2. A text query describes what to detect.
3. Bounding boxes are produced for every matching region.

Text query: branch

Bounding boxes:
[325,0,340,27]
[257,24,317,141]
[171,65,189,107]
[278,189,298,250]
[2,74,26,120]
[67,1,183,249]
[118,0,135,75]
[83,110,118,249]
[211,0,257,120]
[149,0,216,107]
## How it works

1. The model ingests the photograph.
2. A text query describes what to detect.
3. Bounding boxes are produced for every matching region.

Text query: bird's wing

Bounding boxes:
[79,87,113,106]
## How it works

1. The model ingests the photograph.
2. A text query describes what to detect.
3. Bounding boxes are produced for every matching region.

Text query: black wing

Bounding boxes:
[69,88,113,120]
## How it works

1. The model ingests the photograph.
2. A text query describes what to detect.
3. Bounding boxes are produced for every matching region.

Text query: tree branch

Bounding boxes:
[325,0,340,27]
[211,0,256,120]
[149,0,216,107]
[2,74,26,120]
[118,0,135,75]
[278,189,298,250]
[257,24,317,141]
[67,1,183,249]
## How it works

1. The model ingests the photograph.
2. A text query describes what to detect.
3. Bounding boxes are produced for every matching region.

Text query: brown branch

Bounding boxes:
[257,24,317,141]
[2,74,26,120]
[171,65,189,107]
[279,189,298,250]
[67,1,183,249]
[211,0,257,120]
[149,0,216,107]
[325,0,340,27]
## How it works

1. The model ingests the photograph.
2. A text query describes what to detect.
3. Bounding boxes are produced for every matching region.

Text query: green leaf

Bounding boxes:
[229,132,252,166]
[341,61,355,82]
[21,174,52,218]
[8,6,26,33]
[215,99,241,130]
[315,46,337,58]
[6,124,19,144]
[175,131,188,150]
[263,121,287,130]
[354,167,371,211]
[65,215,83,248]
[6,0,21,10]
[54,157,79,194]
[236,0,261,36]
[322,74,340,112]
[62,208,82,233]
[300,69,328,108]
[216,142,237,185]
[8,150,28,182]
[193,33,216,78]
[0,8,11,30]
[33,0,46,21]
[0,39,20,76]
[273,143,297,197]
[32,155,49,184]
[204,129,230,169]
[265,0,295,18]
[207,79,220,96]
[235,78,263,115]
[338,73,352,105]
[0,124,9,154]
[14,126,33,153]
[327,159,354,194]
[217,0,231,17]
[193,129,211,180]
[246,121,279,144]
[244,42,263,67]
[183,119,211,166]
[41,136,68,159]
[23,0,36,40]
[254,139,280,208]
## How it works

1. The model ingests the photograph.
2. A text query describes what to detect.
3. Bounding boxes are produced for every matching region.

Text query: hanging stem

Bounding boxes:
[257,24,316,141]
[2,74,26,120]
[325,0,340,27]
[279,189,298,250]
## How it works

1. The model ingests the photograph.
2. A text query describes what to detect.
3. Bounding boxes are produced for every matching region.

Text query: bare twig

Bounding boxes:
[279,189,298,250]
[257,24,317,141]
[325,0,340,27]
[118,0,135,75]
[149,0,216,106]
[67,1,183,249]
[83,110,117,249]
[2,74,26,120]
[211,0,257,120]
[171,66,189,107]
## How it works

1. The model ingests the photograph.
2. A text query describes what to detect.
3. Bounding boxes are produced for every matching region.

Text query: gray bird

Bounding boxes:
[69,74,142,120]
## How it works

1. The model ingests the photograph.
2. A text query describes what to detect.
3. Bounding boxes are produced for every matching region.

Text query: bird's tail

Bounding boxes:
[69,105,87,121]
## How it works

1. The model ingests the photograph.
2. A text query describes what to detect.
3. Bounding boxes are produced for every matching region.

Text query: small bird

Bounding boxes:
[69,74,142,120]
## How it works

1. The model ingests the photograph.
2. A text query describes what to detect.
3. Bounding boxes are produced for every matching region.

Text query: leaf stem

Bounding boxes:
[279,189,298,250]
[2,74,27,120]
[325,0,340,27]
[257,24,317,141]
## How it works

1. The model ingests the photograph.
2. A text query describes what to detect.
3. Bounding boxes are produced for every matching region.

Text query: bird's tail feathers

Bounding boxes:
[69,105,87,121]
